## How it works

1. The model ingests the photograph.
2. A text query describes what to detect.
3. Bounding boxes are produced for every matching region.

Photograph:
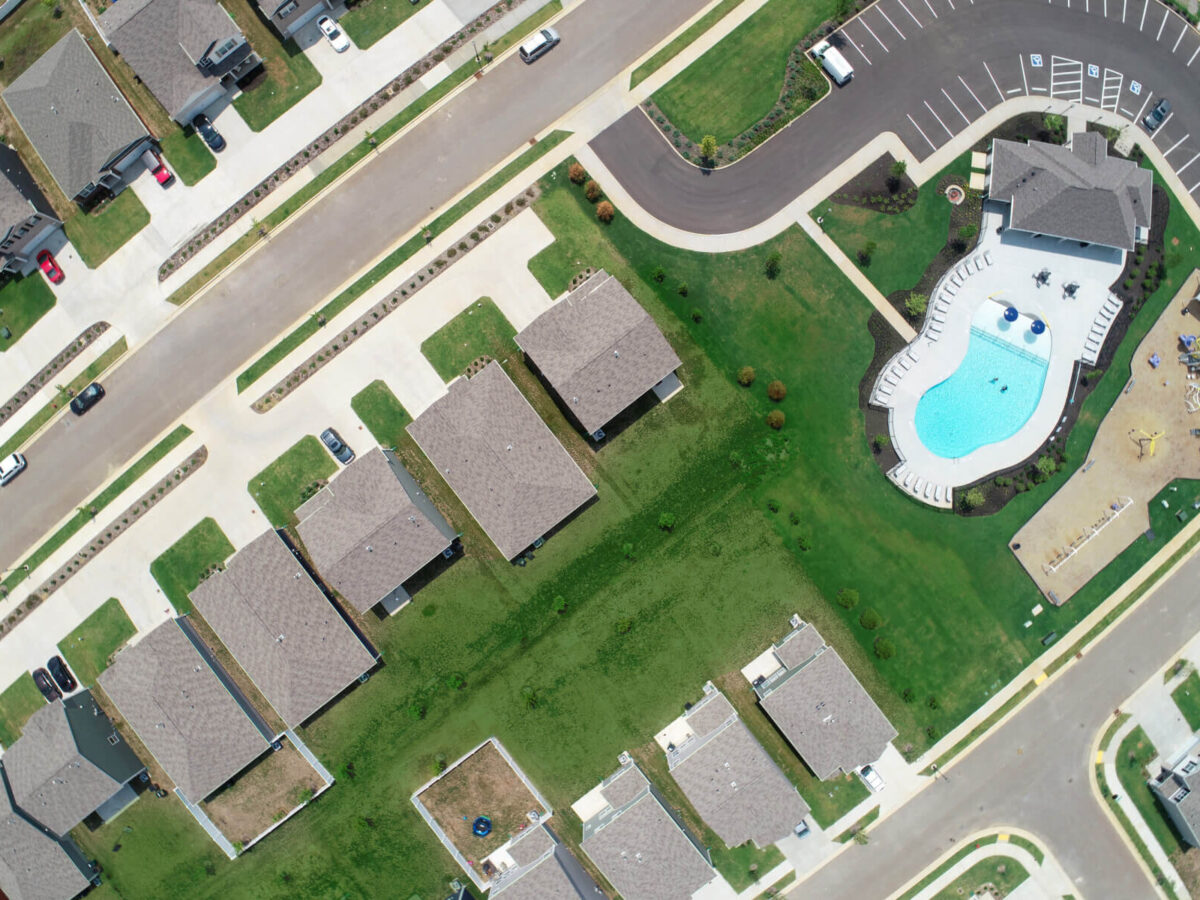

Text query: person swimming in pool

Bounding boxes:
[990,377,999,384]
[1001,385,1008,393]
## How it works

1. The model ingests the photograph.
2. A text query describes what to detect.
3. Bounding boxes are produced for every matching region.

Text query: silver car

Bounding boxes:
[0,452,27,486]
[519,27,560,63]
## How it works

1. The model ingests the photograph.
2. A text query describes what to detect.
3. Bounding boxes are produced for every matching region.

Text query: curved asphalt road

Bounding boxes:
[593,0,1200,233]
[0,0,711,571]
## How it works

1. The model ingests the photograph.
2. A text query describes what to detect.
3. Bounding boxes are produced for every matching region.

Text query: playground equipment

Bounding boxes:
[1150,353,1162,369]
[1181,349,1200,368]
[1130,428,1166,459]
[472,816,492,837]
[1189,384,1200,414]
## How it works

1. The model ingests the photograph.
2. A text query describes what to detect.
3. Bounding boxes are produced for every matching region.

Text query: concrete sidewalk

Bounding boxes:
[895,832,1073,900]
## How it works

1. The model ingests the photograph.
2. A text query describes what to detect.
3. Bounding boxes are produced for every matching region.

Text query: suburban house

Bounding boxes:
[576,756,717,900]
[295,447,457,616]
[0,144,62,274]
[95,0,260,126]
[490,823,601,899]
[98,618,271,804]
[986,131,1153,251]
[2,30,154,207]
[1149,732,1200,847]
[254,0,332,39]
[514,270,683,441]
[189,528,377,727]
[0,783,96,900]
[746,617,897,780]
[407,362,597,560]
[662,683,809,849]
[0,691,144,837]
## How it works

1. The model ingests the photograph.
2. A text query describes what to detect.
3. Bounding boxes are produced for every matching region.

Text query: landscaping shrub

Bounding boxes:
[596,201,615,223]
[737,366,756,387]
[764,251,782,280]
[568,162,586,184]
[874,637,895,660]
[1035,455,1058,478]
[615,618,633,635]
[651,265,666,283]
[961,486,986,510]
[699,134,718,164]
[766,410,785,430]
[836,588,859,610]
[691,308,703,323]
[658,512,676,532]
[553,595,567,614]
[796,534,811,551]
[872,433,891,452]
[905,293,928,318]
[767,380,787,402]
[677,282,689,296]
[859,608,882,630]
[857,241,876,267]
[584,180,601,202]
[407,703,426,720]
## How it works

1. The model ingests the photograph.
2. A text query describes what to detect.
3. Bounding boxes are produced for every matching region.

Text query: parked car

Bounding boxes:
[794,819,811,839]
[1144,98,1171,132]
[0,452,26,486]
[37,248,63,284]
[320,428,354,464]
[140,148,174,186]
[32,668,61,703]
[193,113,226,152]
[858,764,885,792]
[47,656,76,693]
[518,27,560,63]
[317,15,351,52]
[70,382,105,416]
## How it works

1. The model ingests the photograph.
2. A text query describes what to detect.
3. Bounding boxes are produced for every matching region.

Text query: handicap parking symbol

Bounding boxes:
[1030,54,1043,67]
[1087,63,1099,78]
[1130,80,1142,95]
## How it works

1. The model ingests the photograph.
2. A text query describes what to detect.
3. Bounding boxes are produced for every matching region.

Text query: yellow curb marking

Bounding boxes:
[1096,750,1105,765]
[1034,671,1048,685]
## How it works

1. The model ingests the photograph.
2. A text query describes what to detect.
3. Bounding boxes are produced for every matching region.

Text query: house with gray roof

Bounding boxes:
[490,823,601,899]
[0,768,96,900]
[577,757,716,900]
[987,131,1152,251]
[407,362,596,560]
[2,30,153,206]
[752,619,896,780]
[665,684,808,849]
[98,618,270,802]
[515,270,682,440]
[296,447,457,615]
[0,144,61,274]
[1149,732,1200,847]
[255,0,333,39]
[189,529,376,727]
[1,691,144,837]
[95,0,260,125]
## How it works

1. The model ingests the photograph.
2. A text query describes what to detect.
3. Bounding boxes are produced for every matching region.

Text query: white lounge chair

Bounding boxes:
[913,477,925,494]
[973,256,983,270]
[899,356,913,370]
[963,260,974,275]
[984,250,994,265]
[924,482,934,500]
[876,382,893,395]
[932,313,946,323]
[927,331,941,343]
[903,472,916,488]
[906,348,920,363]
[933,485,943,503]
[928,324,943,334]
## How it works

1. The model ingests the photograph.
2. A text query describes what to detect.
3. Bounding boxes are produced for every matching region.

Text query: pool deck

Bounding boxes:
[1011,271,1200,604]
[872,202,1125,507]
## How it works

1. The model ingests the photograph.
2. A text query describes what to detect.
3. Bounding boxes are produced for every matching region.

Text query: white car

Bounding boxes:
[519,27,560,63]
[0,452,27,486]
[858,764,885,792]
[317,16,351,53]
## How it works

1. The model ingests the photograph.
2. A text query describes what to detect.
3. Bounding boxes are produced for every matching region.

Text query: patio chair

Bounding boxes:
[906,348,920,363]
[944,283,958,296]
[903,472,916,488]
[927,331,941,344]
[984,250,994,266]
[973,255,983,270]
[899,356,913,370]
[924,482,934,500]
[950,273,963,288]
[913,477,925,494]
[932,313,946,323]
[928,323,943,334]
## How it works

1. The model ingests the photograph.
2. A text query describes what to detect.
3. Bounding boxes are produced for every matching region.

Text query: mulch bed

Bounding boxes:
[0,323,109,428]
[826,153,919,214]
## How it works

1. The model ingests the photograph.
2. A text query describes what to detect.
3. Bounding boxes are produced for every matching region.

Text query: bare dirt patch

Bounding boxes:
[201,740,321,845]
[416,740,546,872]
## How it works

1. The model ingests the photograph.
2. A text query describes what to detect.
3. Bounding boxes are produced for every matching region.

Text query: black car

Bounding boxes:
[47,655,76,693]
[70,382,105,415]
[192,113,226,152]
[32,668,61,703]
[1144,98,1171,132]
[320,428,354,464]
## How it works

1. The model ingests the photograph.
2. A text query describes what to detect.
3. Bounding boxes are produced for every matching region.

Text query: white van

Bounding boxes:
[811,39,854,86]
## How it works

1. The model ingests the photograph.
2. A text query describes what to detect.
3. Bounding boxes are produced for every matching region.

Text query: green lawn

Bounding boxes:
[631,0,748,88]
[834,805,880,842]
[712,841,784,892]
[149,517,234,615]
[0,273,55,350]
[351,379,411,448]
[0,674,44,747]
[933,856,1028,899]
[57,597,136,686]
[230,36,321,132]
[248,435,337,529]
[64,189,151,269]
[420,297,515,380]
[1115,726,1184,858]
[0,0,72,89]
[652,0,838,145]
[1172,671,1200,731]
[160,128,215,186]
[340,0,424,49]
[818,152,972,297]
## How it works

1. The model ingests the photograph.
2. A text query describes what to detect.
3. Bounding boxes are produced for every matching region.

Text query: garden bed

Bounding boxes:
[0,323,109,428]
[201,740,324,847]
[823,153,919,215]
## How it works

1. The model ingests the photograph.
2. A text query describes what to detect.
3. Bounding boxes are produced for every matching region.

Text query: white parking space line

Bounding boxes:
[1174,23,1187,53]
[1020,54,1030,94]
[1150,112,1175,138]
[896,0,924,26]
[877,6,907,39]
[907,114,938,151]
[1122,0,1127,20]
[1189,180,1200,195]
[924,99,955,137]
[1121,106,1136,116]
[1051,56,1083,100]
[1134,91,1154,122]
[923,0,939,17]
[1164,133,1190,156]
[859,17,890,52]
[1100,69,1123,109]
[1139,0,1148,30]
[946,0,955,9]
[941,87,971,124]
[1177,151,1200,176]
[844,33,873,65]
[959,75,988,112]
[1190,43,1200,66]
[1156,6,1169,39]
[983,61,1005,100]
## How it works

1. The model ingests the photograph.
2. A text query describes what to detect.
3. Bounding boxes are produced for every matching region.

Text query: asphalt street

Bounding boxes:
[593,0,1200,233]
[0,0,710,571]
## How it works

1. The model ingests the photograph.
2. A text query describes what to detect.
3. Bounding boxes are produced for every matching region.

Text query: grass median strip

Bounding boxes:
[630,0,748,89]
[0,424,193,598]
[834,804,880,843]
[234,129,570,394]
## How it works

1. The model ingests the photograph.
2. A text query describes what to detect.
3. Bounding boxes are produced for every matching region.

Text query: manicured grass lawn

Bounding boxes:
[340,0,423,49]
[0,0,72,90]
[1172,671,1200,731]
[0,674,44,747]
[652,0,838,145]
[351,379,411,447]
[57,597,136,687]
[933,856,1028,899]
[421,297,515,380]
[834,804,879,842]
[631,0,748,89]
[1116,726,1184,858]
[228,9,322,133]
[711,841,784,892]
[818,152,972,297]
[64,189,151,269]
[149,517,234,615]
[160,128,215,186]
[0,273,55,351]
[248,435,337,529]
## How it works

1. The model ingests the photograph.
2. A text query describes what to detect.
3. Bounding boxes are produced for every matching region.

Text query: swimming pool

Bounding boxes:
[915,318,1050,459]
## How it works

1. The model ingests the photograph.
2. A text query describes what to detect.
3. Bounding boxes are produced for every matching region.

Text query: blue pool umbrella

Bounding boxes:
[1004,306,1019,322]
[1031,319,1046,335]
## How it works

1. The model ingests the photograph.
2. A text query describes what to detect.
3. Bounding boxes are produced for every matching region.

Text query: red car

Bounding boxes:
[141,148,174,186]
[37,249,63,284]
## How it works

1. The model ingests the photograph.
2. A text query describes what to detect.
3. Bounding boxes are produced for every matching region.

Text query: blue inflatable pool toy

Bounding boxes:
[473,816,492,837]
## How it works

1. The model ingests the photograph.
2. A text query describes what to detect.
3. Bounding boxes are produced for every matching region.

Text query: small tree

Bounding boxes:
[904,293,928,318]
[1036,455,1058,478]
[961,486,987,510]
[767,380,787,401]
[874,637,895,659]
[407,702,426,721]
[890,159,907,179]
[737,366,756,387]
[596,201,615,223]
[651,265,666,283]
[553,595,567,614]
[699,134,718,165]
[658,512,677,532]
[584,180,602,202]
[857,241,876,267]
[568,162,587,184]
[521,685,539,709]
[616,618,634,635]
[622,542,635,560]
[859,608,882,630]
[873,433,891,452]
[764,251,782,280]
[766,410,785,430]
[446,673,465,690]
[836,588,860,610]
[797,534,811,551]
[677,282,689,296]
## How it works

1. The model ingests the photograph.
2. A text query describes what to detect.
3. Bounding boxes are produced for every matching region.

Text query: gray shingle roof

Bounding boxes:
[667,690,808,848]
[295,448,454,613]
[407,362,596,560]
[2,30,149,200]
[0,785,89,900]
[189,530,375,727]
[515,271,681,435]
[773,623,824,670]
[255,0,326,36]
[98,619,269,801]
[756,623,896,780]
[989,132,1152,250]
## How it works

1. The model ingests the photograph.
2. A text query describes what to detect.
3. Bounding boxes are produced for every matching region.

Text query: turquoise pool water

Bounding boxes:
[915,327,1049,459]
